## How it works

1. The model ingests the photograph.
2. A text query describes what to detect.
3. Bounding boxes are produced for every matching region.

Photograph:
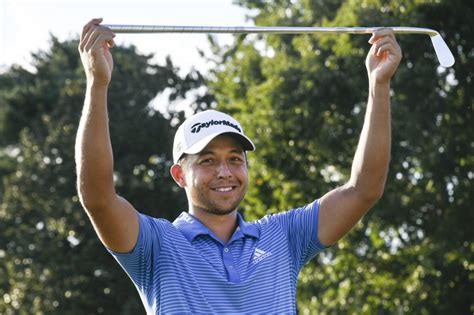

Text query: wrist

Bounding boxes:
[86,81,109,102]
[369,75,390,88]
[369,80,391,99]
[86,79,110,91]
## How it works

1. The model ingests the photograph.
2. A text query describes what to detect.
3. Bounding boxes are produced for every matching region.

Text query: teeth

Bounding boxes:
[214,187,233,192]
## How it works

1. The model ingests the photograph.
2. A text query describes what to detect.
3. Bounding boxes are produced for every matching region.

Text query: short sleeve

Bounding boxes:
[107,211,170,294]
[264,200,326,270]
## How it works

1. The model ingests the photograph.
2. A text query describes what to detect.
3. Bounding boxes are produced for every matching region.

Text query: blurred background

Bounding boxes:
[0,0,472,314]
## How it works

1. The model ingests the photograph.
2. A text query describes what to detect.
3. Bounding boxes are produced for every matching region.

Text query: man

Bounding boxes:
[76,18,401,314]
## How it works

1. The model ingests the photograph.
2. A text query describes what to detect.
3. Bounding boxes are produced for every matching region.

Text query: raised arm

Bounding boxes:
[318,28,402,246]
[75,18,138,253]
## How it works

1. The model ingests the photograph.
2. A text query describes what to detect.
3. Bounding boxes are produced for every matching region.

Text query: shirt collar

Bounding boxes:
[173,211,259,243]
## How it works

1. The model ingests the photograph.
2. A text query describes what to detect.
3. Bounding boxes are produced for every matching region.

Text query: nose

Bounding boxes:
[216,161,232,179]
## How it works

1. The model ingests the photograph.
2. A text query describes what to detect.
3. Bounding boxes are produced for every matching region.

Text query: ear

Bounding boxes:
[170,164,187,188]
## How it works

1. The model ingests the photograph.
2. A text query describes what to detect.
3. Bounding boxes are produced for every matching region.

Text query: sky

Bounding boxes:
[0,0,253,73]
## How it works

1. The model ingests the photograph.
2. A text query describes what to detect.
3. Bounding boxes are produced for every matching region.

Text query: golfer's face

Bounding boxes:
[184,134,248,216]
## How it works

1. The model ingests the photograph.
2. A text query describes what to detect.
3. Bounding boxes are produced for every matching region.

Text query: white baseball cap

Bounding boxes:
[172,110,255,163]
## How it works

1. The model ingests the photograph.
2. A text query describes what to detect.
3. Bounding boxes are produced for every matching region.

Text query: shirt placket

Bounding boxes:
[222,245,240,283]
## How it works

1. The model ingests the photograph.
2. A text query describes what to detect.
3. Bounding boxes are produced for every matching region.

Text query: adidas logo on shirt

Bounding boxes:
[252,248,272,265]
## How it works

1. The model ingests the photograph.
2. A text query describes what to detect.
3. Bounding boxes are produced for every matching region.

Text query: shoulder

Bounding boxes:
[135,212,179,242]
[138,212,174,228]
[256,199,320,226]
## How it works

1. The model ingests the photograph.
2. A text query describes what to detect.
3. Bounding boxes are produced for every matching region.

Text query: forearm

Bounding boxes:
[75,83,115,209]
[349,81,391,202]
[317,29,400,246]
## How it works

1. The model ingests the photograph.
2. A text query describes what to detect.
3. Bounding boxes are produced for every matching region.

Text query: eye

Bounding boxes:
[230,156,244,163]
[199,158,214,165]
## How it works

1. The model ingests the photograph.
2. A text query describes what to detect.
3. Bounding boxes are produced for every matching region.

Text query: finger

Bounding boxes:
[80,18,103,43]
[91,34,113,56]
[80,24,99,52]
[373,27,396,38]
[372,38,401,57]
[106,39,115,48]
[375,43,393,57]
[370,33,400,51]
[368,43,377,56]
[79,20,116,52]
[374,43,402,62]
[85,32,114,54]
[368,28,396,44]
[82,25,115,52]
[82,26,103,53]
[80,22,104,52]
[372,37,395,51]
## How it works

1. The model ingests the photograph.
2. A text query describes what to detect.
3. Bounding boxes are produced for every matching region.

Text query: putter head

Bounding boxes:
[430,34,455,67]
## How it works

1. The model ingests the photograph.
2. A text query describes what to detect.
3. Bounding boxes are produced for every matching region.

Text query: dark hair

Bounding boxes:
[177,154,188,166]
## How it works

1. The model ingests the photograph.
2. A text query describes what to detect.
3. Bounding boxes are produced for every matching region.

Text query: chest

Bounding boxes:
[158,225,295,285]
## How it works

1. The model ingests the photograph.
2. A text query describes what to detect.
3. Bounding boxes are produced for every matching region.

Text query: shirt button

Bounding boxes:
[228,265,233,269]
[224,248,229,253]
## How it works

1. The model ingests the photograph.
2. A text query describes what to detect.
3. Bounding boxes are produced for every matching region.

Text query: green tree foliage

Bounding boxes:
[1,1,472,313]
[0,37,205,313]
[208,0,473,313]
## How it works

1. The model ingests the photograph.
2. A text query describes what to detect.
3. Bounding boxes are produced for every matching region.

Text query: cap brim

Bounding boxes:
[184,131,255,156]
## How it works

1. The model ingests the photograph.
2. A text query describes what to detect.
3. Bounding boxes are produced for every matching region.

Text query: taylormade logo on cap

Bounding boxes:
[190,120,241,134]
[172,110,255,163]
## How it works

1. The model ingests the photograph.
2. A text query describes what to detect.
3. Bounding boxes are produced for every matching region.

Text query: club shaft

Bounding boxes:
[102,24,454,67]
[103,25,439,36]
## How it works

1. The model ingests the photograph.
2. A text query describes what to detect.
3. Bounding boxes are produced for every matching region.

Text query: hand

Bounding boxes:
[78,18,115,87]
[366,28,402,85]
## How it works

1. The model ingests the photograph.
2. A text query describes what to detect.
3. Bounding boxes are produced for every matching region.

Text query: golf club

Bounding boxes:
[103,24,455,67]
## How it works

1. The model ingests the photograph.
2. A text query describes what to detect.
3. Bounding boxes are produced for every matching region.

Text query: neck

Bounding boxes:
[189,208,238,244]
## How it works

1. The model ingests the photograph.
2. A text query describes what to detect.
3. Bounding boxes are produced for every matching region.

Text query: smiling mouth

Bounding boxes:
[211,186,236,192]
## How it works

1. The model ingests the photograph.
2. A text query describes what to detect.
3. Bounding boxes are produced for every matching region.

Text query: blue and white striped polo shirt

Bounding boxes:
[109,199,326,314]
